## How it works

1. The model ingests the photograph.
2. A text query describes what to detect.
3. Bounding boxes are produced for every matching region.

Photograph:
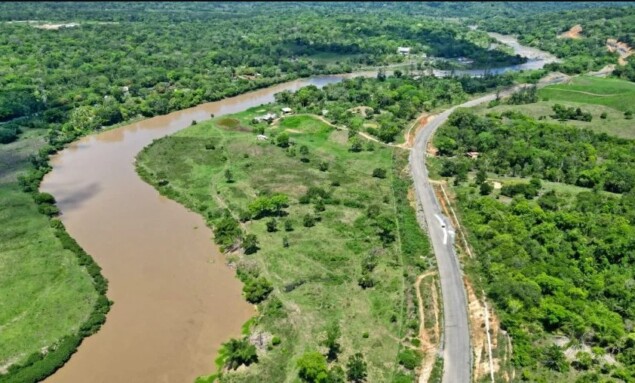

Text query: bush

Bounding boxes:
[276,132,290,147]
[0,127,19,144]
[271,336,281,346]
[303,214,316,227]
[358,272,375,289]
[243,277,273,303]
[266,218,277,232]
[600,112,607,119]
[37,204,60,217]
[297,352,329,383]
[243,234,259,254]
[398,349,422,370]
[222,338,258,370]
[284,220,293,231]
[372,168,386,179]
[34,192,56,204]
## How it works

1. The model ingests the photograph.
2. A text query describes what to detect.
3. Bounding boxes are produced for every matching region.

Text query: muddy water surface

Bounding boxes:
[40,75,355,383]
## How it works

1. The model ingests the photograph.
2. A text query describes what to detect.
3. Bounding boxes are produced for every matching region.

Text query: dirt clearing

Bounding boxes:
[558,24,582,39]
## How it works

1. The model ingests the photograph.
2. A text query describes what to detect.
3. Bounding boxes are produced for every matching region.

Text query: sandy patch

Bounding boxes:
[607,38,633,66]
[492,181,502,190]
[403,114,435,149]
[34,23,79,30]
[558,24,582,39]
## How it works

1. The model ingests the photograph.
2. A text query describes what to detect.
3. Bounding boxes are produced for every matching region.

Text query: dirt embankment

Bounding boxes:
[558,24,583,39]
[607,38,633,66]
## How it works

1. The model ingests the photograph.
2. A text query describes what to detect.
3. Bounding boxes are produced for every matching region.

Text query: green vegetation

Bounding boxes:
[436,107,635,381]
[274,73,514,144]
[137,107,430,381]
[480,76,635,139]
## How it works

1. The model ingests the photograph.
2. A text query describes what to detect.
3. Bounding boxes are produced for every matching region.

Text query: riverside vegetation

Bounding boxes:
[433,77,635,382]
[136,111,430,382]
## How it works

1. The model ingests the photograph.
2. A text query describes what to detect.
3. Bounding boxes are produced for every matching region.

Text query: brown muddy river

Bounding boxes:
[40,75,359,383]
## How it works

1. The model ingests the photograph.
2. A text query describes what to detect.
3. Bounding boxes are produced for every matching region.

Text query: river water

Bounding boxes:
[39,34,553,383]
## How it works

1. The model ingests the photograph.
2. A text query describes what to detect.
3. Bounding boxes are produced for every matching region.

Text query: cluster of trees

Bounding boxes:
[500,178,542,199]
[551,104,593,122]
[506,86,538,105]
[295,322,368,382]
[237,262,273,305]
[437,105,635,379]
[274,72,514,143]
[457,185,635,380]
[435,109,635,193]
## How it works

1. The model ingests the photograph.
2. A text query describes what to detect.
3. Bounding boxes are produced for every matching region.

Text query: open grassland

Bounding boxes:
[538,76,635,112]
[475,76,635,139]
[0,135,98,379]
[137,112,431,382]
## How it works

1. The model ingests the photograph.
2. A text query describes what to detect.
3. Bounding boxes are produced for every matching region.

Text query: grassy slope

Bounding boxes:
[475,76,635,139]
[0,133,97,373]
[137,112,430,382]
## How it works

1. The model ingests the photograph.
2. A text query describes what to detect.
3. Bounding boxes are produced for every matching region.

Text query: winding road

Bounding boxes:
[409,76,567,383]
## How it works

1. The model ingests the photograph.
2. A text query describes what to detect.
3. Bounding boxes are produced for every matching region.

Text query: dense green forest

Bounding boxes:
[435,109,635,381]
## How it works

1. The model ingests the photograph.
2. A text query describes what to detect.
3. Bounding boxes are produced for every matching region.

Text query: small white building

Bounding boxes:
[397,47,411,55]
[281,107,292,114]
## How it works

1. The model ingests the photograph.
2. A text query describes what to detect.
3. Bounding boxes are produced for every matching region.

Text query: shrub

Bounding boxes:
[222,338,258,370]
[358,272,375,289]
[266,218,277,232]
[243,277,273,303]
[271,336,281,346]
[243,234,259,254]
[276,132,290,147]
[600,112,607,119]
[372,168,386,179]
[297,352,329,383]
[303,214,316,227]
[398,349,422,370]
[34,192,56,205]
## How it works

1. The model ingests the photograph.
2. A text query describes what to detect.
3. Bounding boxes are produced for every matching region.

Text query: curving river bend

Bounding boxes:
[40,34,555,383]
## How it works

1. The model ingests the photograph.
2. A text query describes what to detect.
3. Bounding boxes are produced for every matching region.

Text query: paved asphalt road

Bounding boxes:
[408,78,566,382]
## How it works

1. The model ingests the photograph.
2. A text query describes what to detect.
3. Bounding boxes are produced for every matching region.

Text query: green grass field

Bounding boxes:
[137,111,430,382]
[0,135,97,375]
[476,76,635,139]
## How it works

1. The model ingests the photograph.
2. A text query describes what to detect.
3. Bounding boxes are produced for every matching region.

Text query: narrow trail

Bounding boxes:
[415,271,440,383]
[545,88,623,97]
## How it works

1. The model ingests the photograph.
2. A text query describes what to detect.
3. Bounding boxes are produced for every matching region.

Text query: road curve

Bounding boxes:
[409,76,568,383]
